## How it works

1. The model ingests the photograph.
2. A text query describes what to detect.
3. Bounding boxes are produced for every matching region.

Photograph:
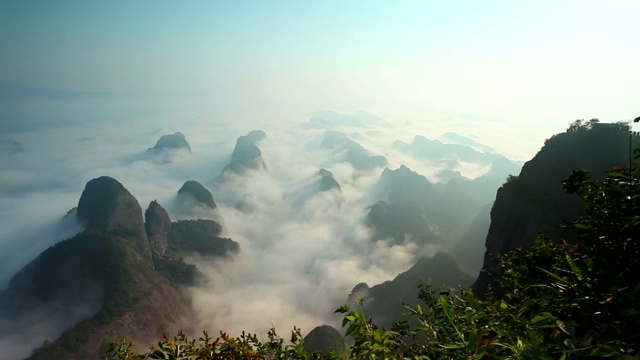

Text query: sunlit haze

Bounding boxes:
[3,1,639,159]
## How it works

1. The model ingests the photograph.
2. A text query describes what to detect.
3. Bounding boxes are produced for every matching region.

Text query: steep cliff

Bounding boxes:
[475,122,633,296]
[145,200,172,258]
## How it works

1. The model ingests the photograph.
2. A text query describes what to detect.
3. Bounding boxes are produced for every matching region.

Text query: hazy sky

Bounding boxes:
[2,0,639,154]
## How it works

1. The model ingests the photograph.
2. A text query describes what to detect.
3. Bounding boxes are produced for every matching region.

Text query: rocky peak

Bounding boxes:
[144,200,172,257]
[303,325,348,356]
[76,176,151,261]
[149,132,191,153]
[223,130,267,173]
[245,129,266,143]
[77,177,144,234]
[177,180,216,209]
[317,168,341,192]
[380,165,437,201]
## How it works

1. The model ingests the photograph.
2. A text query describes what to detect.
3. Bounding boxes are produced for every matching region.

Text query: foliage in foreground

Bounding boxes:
[106,158,640,359]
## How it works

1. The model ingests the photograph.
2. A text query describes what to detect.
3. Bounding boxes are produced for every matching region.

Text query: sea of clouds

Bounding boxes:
[0,93,534,357]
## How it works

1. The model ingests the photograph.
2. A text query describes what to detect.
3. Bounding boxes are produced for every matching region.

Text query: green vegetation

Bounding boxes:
[106,151,639,359]
[155,257,198,286]
[169,220,239,257]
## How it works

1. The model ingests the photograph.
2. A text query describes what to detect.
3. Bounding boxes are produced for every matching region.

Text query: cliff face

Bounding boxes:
[475,123,632,296]
[145,200,172,257]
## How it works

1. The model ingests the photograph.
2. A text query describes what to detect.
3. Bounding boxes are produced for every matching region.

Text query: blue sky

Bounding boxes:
[2,0,639,148]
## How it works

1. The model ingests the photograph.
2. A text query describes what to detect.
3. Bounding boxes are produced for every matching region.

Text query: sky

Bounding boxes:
[2,0,639,155]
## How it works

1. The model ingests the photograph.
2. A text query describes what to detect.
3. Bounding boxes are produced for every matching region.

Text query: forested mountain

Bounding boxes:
[0,177,238,359]
[348,252,473,329]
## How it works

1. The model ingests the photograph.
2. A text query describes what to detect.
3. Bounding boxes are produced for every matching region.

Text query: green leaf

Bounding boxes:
[531,312,554,324]
[565,253,584,281]
[607,171,626,178]
[439,296,451,318]
[537,266,569,285]
[572,223,590,231]
[556,320,574,336]
[467,330,478,351]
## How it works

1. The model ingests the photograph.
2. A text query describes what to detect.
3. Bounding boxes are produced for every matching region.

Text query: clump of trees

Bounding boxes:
[106,154,640,359]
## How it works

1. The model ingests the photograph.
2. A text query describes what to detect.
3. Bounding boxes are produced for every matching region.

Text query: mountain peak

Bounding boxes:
[77,177,142,231]
[222,130,268,174]
[145,200,172,257]
[76,176,150,259]
[149,132,191,153]
[177,180,216,209]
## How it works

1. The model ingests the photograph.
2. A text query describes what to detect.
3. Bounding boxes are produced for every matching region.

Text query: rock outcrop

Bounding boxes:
[76,176,152,261]
[144,200,172,257]
[222,130,267,174]
[317,169,341,192]
[177,180,216,209]
[303,325,348,356]
[148,132,191,153]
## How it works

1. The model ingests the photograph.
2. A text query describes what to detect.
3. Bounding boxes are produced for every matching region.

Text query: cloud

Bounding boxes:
[0,100,516,357]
